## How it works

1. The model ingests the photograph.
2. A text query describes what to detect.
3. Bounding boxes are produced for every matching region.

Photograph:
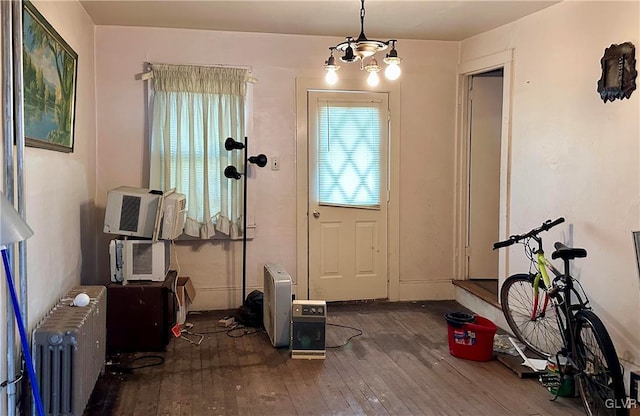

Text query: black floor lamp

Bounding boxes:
[224,137,267,304]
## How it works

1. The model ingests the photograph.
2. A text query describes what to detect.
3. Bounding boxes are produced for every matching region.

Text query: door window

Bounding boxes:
[315,99,384,209]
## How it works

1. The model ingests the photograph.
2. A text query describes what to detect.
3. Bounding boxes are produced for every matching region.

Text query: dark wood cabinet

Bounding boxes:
[106,271,177,353]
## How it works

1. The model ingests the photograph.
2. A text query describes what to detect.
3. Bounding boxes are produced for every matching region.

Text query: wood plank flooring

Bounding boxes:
[85,300,584,416]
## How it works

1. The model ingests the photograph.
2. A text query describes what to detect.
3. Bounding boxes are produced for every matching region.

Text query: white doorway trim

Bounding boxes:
[454,50,514,286]
[295,77,400,301]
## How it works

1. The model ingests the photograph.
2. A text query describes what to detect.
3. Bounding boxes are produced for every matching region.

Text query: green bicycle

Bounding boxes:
[494,218,628,416]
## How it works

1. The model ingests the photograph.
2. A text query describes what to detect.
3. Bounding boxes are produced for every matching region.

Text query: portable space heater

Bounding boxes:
[263,263,292,347]
[291,300,326,359]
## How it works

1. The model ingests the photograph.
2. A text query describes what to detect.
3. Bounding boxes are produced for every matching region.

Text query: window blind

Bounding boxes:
[316,100,382,208]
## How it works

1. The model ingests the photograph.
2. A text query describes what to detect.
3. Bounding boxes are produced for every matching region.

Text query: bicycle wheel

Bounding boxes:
[574,310,628,416]
[500,273,563,357]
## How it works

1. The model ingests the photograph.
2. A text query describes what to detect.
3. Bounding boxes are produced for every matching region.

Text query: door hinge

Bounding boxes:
[465,246,472,257]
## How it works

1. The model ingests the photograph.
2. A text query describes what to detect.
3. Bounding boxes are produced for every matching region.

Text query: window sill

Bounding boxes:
[173,224,256,241]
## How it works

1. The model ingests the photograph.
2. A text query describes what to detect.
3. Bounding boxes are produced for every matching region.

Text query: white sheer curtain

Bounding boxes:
[149,64,249,238]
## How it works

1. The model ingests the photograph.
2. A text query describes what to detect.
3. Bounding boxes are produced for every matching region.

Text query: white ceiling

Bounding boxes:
[79,0,561,42]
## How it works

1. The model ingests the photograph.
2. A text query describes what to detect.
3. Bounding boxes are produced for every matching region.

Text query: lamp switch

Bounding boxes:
[271,157,280,171]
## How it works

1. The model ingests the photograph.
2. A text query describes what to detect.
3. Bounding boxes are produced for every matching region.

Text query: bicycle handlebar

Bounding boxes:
[493,217,565,250]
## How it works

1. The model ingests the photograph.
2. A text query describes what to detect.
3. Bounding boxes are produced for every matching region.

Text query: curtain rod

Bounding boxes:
[139,61,257,83]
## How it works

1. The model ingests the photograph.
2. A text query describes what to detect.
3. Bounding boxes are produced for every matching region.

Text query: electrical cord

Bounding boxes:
[226,325,264,338]
[0,372,23,388]
[188,321,362,345]
[107,355,165,373]
[189,322,264,338]
[170,240,181,309]
[197,327,236,335]
[179,330,204,345]
[326,323,363,348]
[171,239,181,277]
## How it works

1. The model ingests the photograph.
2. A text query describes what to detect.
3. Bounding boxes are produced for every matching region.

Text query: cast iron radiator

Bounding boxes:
[33,286,106,416]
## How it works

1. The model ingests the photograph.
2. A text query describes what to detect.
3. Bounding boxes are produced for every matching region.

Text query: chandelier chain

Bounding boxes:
[360,0,365,35]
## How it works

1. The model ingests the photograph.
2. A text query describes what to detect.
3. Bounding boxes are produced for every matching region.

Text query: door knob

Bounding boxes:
[313,210,320,218]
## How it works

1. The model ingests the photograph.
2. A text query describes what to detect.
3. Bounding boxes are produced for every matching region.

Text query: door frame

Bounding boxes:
[295,77,400,301]
[454,50,513,286]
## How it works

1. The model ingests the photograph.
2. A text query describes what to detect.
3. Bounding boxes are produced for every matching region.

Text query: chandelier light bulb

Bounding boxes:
[324,47,340,85]
[383,40,402,81]
[365,56,381,87]
[367,70,380,87]
[384,62,401,80]
[325,68,338,85]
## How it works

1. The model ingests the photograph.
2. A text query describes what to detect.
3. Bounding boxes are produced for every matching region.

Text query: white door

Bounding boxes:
[467,72,503,279]
[308,91,388,301]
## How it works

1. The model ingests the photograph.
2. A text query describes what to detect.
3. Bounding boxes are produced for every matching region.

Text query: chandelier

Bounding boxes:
[323,0,402,86]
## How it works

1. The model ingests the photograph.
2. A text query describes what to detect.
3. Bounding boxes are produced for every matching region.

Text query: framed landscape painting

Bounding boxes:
[23,1,77,153]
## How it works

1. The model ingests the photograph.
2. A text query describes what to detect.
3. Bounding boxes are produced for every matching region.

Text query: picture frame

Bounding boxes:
[22,0,78,153]
[597,42,637,103]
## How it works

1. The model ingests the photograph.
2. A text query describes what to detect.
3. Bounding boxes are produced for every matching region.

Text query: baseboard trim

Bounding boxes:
[191,280,456,310]
[398,280,455,301]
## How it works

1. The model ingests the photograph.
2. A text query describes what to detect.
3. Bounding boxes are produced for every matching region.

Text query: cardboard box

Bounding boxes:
[176,276,196,324]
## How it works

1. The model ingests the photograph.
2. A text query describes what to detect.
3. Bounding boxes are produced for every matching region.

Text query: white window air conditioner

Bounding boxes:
[109,239,170,285]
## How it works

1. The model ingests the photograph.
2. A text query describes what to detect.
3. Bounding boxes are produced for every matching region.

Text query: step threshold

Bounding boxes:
[453,280,500,309]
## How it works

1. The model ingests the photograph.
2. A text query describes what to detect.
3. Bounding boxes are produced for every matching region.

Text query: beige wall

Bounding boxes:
[0,0,97,412]
[94,27,459,309]
[398,42,459,300]
[460,0,640,369]
[24,0,98,314]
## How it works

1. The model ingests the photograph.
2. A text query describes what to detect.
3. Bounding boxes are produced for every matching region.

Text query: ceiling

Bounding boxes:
[79,0,561,42]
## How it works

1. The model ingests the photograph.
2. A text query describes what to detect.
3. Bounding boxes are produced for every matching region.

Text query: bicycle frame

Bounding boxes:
[534,248,590,363]
[496,217,588,353]
[529,233,563,321]
[531,251,554,320]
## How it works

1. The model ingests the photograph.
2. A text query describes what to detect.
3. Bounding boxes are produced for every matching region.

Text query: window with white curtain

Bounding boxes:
[149,64,250,238]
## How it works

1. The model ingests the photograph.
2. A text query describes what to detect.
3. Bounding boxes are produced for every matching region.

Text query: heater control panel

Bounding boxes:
[292,300,326,318]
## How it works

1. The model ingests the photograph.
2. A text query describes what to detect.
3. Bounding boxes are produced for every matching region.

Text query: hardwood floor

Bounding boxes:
[85,300,584,416]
